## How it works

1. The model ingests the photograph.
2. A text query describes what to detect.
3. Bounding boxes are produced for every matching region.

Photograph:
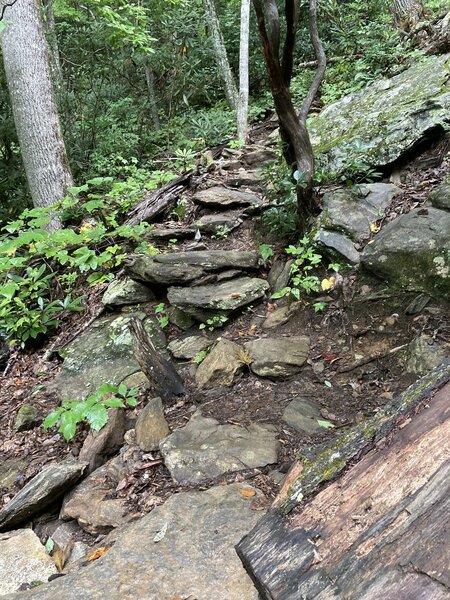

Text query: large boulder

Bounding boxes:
[309,53,450,174]
[167,276,269,320]
[361,207,450,298]
[4,484,263,600]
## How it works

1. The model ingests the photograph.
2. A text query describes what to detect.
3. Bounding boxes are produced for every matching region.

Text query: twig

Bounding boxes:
[337,344,408,374]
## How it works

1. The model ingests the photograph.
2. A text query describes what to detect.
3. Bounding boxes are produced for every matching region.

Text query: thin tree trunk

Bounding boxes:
[237,0,251,142]
[0,0,73,230]
[144,60,161,131]
[203,0,238,111]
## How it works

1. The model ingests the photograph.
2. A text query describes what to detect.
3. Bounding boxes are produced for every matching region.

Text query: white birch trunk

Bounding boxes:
[0,0,73,230]
[203,0,238,111]
[237,0,250,142]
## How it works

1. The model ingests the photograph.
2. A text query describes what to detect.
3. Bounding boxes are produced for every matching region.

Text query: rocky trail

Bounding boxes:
[0,54,450,599]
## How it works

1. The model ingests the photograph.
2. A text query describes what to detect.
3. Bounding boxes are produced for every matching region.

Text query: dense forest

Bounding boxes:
[0,1,449,597]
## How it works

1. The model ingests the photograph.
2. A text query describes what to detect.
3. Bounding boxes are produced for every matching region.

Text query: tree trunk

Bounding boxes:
[0,0,73,230]
[42,0,63,89]
[392,0,425,28]
[144,60,161,131]
[203,0,238,111]
[237,0,251,142]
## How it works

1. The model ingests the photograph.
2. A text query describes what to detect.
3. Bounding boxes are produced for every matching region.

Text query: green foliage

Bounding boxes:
[272,238,322,301]
[260,160,299,239]
[193,349,208,364]
[155,302,169,328]
[0,179,154,346]
[199,315,228,331]
[211,225,231,240]
[259,244,274,262]
[43,382,139,441]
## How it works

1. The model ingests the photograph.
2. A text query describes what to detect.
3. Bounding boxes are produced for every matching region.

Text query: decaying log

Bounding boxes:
[237,362,450,599]
[128,317,185,401]
[124,171,193,226]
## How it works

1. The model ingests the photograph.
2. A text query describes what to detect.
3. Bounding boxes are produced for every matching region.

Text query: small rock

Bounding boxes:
[315,230,361,264]
[167,306,194,330]
[195,339,245,389]
[226,169,263,189]
[79,409,126,473]
[193,187,262,209]
[0,462,88,532]
[242,147,278,167]
[244,336,310,377]
[168,336,212,360]
[13,404,40,432]
[67,541,88,567]
[102,276,154,306]
[0,529,57,594]
[135,397,170,452]
[282,398,324,433]
[262,303,300,330]
[160,411,279,484]
[51,520,83,549]
[268,258,294,293]
[405,334,449,376]
[195,213,243,234]
[0,458,26,490]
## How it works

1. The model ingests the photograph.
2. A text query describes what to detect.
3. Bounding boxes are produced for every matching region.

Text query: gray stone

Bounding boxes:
[168,336,212,359]
[50,312,165,400]
[101,276,154,306]
[0,529,57,594]
[217,269,243,281]
[160,411,278,484]
[268,258,294,293]
[309,53,450,175]
[167,277,269,320]
[245,336,310,378]
[5,484,262,600]
[315,230,361,264]
[195,213,243,234]
[51,521,83,550]
[60,461,134,535]
[226,169,263,189]
[79,409,126,473]
[429,175,450,211]
[13,404,40,432]
[146,225,196,240]
[320,183,400,242]
[0,458,26,490]
[405,335,450,376]
[282,398,325,434]
[127,250,258,285]
[193,186,262,208]
[242,147,278,167]
[361,207,450,299]
[135,398,169,452]
[0,462,87,532]
[195,339,244,389]
[262,303,300,330]
[66,541,88,566]
[166,306,194,330]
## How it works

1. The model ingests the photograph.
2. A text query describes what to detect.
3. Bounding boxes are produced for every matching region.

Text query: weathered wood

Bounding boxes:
[124,171,193,226]
[128,317,185,401]
[236,367,450,599]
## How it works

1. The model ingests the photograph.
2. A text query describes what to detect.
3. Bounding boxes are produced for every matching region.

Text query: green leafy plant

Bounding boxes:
[193,349,208,364]
[199,315,228,331]
[211,225,231,240]
[43,383,139,442]
[155,302,169,328]
[272,238,322,301]
[259,244,274,262]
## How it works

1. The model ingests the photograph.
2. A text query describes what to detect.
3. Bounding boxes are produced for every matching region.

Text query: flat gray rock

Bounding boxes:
[226,169,263,189]
[167,276,269,319]
[0,529,57,594]
[50,312,165,400]
[135,397,170,451]
[193,186,262,208]
[361,207,450,299]
[168,335,212,359]
[245,336,310,378]
[160,411,279,484]
[242,147,278,167]
[0,462,87,532]
[315,229,360,264]
[282,398,325,434]
[4,484,262,600]
[102,276,154,306]
[310,53,450,174]
[320,183,400,242]
[268,258,294,293]
[195,338,244,388]
[127,250,258,285]
[195,212,243,234]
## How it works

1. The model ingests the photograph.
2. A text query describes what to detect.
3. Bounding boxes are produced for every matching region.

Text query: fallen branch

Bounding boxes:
[336,343,408,374]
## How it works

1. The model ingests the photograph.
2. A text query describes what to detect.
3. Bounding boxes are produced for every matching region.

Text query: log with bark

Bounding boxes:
[128,317,185,401]
[236,362,450,599]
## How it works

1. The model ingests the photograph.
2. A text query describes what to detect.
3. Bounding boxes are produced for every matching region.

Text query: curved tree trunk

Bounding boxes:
[392,0,425,28]
[237,0,251,142]
[0,0,73,230]
[203,0,238,111]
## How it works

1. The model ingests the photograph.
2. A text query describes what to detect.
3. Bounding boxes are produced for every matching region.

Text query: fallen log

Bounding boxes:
[236,361,450,599]
[128,317,185,401]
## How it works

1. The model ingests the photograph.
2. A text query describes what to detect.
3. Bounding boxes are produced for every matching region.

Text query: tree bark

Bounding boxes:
[392,0,425,28]
[42,0,63,90]
[0,0,73,230]
[144,60,161,131]
[237,0,251,142]
[203,0,238,111]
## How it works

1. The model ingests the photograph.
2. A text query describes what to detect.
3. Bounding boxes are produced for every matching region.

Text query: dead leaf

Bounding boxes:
[87,546,109,562]
[321,276,335,291]
[239,488,256,498]
[247,323,257,337]
[230,293,241,298]
[370,222,380,233]
[52,542,74,572]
